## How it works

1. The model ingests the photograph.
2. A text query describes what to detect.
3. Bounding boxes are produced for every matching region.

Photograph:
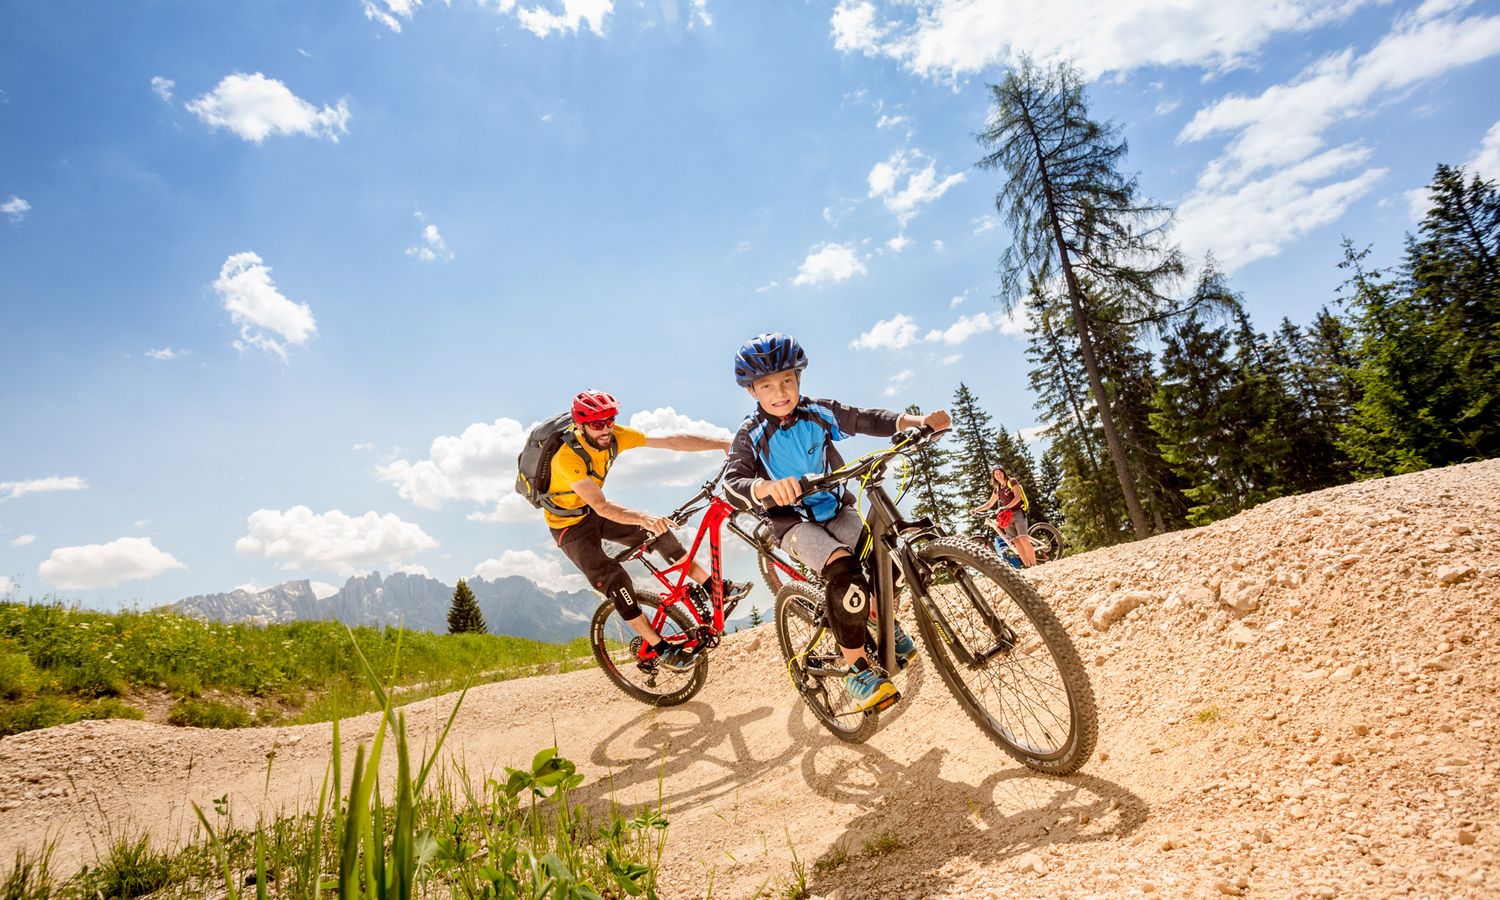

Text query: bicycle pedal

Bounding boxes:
[865,690,901,715]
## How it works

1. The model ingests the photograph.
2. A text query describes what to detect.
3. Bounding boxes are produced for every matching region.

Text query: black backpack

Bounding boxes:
[514,412,619,518]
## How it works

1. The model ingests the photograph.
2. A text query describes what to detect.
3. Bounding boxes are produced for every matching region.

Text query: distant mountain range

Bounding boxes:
[168,572,603,643]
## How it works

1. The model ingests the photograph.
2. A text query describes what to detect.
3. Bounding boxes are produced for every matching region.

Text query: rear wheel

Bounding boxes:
[589,589,707,707]
[1028,522,1064,563]
[773,583,877,743]
[912,537,1096,774]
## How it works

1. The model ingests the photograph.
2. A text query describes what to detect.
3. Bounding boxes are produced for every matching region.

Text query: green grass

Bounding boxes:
[1195,705,1220,723]
[0,630,667,899]
[0,600,593,737]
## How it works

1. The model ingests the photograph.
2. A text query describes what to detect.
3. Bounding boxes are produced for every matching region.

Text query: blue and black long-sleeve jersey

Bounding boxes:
[723,397,901,539]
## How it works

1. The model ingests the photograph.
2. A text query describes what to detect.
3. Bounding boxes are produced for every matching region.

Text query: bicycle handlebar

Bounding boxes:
[793,424,946,501]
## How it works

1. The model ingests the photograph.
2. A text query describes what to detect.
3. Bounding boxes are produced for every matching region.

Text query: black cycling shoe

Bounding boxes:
[722,580,753,617]
[653,641,699,673]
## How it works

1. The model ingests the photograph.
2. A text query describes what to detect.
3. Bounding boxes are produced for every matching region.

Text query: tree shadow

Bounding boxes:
[792,736,1149,897]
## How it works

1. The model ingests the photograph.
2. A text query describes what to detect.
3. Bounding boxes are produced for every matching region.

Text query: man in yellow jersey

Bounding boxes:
[548,390,751,671]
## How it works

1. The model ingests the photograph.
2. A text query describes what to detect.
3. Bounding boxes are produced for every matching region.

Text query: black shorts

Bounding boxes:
[551,512,686,593]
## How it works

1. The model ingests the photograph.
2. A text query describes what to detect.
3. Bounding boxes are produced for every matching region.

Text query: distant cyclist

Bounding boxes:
[547,390,751,671]
[722,333,950,712]
[973,465,1035,567]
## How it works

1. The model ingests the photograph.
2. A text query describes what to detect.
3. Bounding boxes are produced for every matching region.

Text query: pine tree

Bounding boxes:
[1341,166,1500,472]
[949,383,1000,537]
[978,58,1186,538]
[902,403,962,532]
[447,578,487,635]
[748,605,763,627]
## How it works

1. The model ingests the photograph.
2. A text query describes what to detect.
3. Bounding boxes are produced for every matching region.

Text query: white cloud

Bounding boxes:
[2,196,31,224]
[235,506,438,576]
[150,76,174,103]
[395,563,431,577]
[1154,98,1181,116]
[1018,425,1050,445]
[867,149,965,224]
[606,408,734,490]
[11,535,35,547]
[885,234,912,253]
[475,549,588,592]
[689,0,712,28]
[0,476,87,502]
[793,243,867,286]
[932,239,944,251]
[850,313,920,351]
[364,0,420,32]
[146,347,187,361]
[1177,1,1500,270]
[379,418,529,511]
[311,580,340,599]
[923,311,1009,345]
[214,252,318,362]
[186,72,350,143]
[831,0,1377,81]
[1471,119,1500,182]
[352,442,375,453]
[0,576,14,596]
[876,113,909,129]
[832,1,887,53]
[405,213,454,262]
[971,214,998,235]
[941,353,962,365]
[518,0,613,37]
[883,369,914,397]
[39,537,186,590]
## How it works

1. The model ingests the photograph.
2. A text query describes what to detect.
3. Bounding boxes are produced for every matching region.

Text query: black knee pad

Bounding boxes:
[601,571,642,620]
[823,555,871,650]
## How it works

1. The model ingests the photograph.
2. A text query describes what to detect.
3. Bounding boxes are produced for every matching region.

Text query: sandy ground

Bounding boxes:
[2,459,1497,898]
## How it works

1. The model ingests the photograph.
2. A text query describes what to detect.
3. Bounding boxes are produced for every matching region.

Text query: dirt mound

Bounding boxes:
[2,460,1497,897]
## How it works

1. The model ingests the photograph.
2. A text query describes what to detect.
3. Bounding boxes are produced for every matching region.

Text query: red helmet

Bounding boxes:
[571,390,619,425]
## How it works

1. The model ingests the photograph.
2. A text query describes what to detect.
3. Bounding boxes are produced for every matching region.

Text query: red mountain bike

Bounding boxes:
[587,460,804,706]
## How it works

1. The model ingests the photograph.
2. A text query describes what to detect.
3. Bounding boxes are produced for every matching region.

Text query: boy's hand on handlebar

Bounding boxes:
[757,476,804,507]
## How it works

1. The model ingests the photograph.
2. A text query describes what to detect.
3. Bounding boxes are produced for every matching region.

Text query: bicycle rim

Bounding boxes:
[914,537,1096,773]
[590,596,707,707]
[774,584,876,743]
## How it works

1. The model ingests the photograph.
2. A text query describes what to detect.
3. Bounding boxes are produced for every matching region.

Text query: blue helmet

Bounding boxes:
[734,332,808,387]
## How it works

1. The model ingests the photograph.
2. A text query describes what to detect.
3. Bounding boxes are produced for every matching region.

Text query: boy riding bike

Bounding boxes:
[722,333,950,712]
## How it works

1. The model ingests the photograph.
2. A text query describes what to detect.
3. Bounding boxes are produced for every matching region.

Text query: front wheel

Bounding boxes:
[912,537,1097,774]
[589,589,707,707]
[1028,522,1064,563]
[774,583,877,743]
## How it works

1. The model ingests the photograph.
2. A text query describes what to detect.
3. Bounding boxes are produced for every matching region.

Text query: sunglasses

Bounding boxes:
[584,418,616,430]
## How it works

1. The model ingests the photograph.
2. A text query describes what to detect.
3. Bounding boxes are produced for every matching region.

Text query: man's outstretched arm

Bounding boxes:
[643,434,731,452]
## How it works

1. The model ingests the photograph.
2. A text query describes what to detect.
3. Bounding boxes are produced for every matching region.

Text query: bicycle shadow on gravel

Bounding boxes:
[788,709,1147,898]
[580,642,933,814]
[583,700,800,814]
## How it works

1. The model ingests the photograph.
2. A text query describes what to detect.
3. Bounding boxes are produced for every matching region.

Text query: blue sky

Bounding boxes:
[2,0,1498,609]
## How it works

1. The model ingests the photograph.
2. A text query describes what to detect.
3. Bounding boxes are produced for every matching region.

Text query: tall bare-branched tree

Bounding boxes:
[978,57,1184,538]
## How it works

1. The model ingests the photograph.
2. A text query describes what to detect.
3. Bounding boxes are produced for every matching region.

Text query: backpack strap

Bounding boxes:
[541,428,620,518]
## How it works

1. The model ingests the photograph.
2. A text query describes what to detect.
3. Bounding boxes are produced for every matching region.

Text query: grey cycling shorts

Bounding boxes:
[1000,509,1030,539]
[781,505,866,574]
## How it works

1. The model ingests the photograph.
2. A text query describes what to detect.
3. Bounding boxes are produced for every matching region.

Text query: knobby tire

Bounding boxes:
[589,587,708,707]
[912,537,1097,774]
[773,583,877,743]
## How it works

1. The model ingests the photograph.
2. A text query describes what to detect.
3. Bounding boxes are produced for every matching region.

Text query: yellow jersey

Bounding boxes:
[543,425,648,529]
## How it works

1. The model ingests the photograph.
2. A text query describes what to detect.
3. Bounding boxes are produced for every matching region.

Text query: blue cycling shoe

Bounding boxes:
[844,665,899,712]
[893,621,915,670]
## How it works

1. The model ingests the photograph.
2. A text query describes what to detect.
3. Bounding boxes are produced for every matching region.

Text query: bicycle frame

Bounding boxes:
[616,471,804,656]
